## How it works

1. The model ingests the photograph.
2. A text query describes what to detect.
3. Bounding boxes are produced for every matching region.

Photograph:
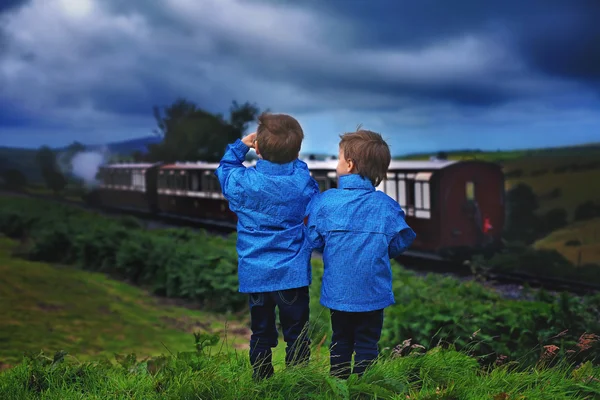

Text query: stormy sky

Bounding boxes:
[1,0,599,155]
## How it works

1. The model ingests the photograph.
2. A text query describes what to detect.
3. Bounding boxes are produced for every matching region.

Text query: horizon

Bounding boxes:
[3,134,600,159]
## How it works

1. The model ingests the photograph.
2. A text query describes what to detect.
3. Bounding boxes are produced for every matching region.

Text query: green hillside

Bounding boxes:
[0,236,250,366]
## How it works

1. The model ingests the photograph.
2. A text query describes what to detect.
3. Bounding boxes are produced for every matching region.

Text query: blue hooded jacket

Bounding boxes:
[215,139,320,293]
[306,173,416,312]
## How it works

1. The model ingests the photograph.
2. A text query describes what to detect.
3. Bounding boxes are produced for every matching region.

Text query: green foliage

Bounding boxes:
[34,146,67,194]
[504,183,544,244]
[308,258,600,369]
[147,98,261,163]
[575,201,600,222]
[1,342,599,399]
[0,197,244,312]
[1,168,28,190]
[474,243,600,284]
[543,208,568,232]
[1,196,599,372]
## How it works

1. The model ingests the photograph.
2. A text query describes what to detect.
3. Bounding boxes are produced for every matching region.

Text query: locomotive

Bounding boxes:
[84,158,505,261]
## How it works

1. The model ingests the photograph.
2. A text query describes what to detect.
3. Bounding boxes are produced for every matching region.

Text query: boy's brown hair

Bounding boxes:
[256,113,304,164]
[339,126,391,186]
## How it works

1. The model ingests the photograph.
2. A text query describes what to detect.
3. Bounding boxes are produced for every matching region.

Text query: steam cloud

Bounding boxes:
[69,148,110,186]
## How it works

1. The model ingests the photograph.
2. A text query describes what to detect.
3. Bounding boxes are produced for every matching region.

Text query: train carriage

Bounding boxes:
[90,163,161,212]
[86,156,505,260]
[155,161,252,225]
[378,159,504,258]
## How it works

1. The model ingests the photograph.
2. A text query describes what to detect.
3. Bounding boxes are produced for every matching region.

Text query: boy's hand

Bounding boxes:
[242,132,257,149]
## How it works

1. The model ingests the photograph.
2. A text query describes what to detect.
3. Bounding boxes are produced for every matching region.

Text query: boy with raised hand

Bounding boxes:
[215,113,319,380]
[305,128,416,379]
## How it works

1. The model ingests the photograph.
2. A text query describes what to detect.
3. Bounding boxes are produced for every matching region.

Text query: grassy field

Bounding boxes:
[0,236,251,367]
[534,218,600,266]
[503,151,600,265]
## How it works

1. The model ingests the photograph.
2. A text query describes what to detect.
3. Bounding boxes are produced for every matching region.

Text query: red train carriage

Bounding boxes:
[378,159,504,258]
[89,163,161,212]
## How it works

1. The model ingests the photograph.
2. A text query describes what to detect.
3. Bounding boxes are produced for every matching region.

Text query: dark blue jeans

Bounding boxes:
[329,308,384,379]
[248,286,311,380]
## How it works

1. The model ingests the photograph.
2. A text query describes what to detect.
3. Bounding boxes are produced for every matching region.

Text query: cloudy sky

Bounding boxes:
[1,0,599,156]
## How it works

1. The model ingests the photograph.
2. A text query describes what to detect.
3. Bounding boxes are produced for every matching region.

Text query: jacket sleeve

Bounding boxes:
[305,195,325,252]
[297,158,321,200]
[214,139,249,210]
[388,206,417,259]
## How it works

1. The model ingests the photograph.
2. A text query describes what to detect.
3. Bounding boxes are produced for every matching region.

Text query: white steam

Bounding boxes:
[62,147,110,187]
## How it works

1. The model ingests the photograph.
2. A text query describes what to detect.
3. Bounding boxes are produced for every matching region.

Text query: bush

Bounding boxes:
[543,208,568,232]
[0,197,243,312]
[308,258,600,368]
[574,201,600,221]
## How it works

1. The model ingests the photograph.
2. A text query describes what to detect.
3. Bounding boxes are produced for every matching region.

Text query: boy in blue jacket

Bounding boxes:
[215,113,319,380]
[306,128,416,379]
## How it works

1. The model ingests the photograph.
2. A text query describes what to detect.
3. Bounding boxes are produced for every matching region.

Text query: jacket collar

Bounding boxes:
[338,174,375,191]
[255,159,295,176]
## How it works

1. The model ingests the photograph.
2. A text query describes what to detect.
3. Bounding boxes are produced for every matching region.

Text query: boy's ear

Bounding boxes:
[255,141,261,156]
[347,158,355,173]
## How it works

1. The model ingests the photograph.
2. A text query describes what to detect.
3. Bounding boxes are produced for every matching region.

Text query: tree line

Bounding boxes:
[0,98,262,193]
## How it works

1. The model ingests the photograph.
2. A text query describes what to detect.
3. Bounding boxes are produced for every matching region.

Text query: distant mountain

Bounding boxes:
[84,136,163,155]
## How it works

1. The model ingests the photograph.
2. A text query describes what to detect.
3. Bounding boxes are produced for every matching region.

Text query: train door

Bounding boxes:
[442,166,504,254]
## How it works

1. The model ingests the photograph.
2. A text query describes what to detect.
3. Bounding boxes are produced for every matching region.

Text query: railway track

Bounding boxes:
[3,190,600,296]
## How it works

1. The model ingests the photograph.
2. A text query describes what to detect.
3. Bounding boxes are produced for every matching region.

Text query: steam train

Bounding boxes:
[83,158,505,261]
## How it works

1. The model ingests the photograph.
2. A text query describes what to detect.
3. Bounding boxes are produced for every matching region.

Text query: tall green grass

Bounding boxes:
[1,337,599,399]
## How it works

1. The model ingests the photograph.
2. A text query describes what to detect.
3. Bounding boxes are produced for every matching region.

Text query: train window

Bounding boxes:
[202,170,220,193]
[132,170,145,190]
[327,172,337,189]
[316,177,327,192]
[422,182,430,209]
[158,172,167,189]
[415,182,423,208]
[383,173,398,202]
[190,172,200,191]
[397,179,406,207]
[466,181,475,201]
[413,174,432,219]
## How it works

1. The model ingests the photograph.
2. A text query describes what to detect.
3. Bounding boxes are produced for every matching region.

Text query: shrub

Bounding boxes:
[0,197,243,312]
[543,208,568,232]
[574,201,600,221]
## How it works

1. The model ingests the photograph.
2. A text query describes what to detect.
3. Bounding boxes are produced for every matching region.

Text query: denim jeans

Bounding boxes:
[248,286,311,380]
[329,308,384,379]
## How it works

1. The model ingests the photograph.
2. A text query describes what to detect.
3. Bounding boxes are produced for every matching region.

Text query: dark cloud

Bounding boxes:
[288,0,600,87]
[516,6,600,83]
[0,99,32,128]
[0,0,27,14]
[1,0,600,148]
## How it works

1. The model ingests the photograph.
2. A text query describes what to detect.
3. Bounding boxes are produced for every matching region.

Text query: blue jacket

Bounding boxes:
[215,139,320,293]
[306,173,416,312]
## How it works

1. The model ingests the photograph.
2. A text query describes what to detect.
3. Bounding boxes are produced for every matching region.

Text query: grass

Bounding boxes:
[535,218,600,266]
[23,185,84,203]
[0,236,251,366]
[505,169,600,219]
[0,338,599,399]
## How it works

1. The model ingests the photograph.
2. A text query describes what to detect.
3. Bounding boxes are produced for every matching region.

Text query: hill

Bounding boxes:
[0,235,250,366]
[78,135,162,155]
